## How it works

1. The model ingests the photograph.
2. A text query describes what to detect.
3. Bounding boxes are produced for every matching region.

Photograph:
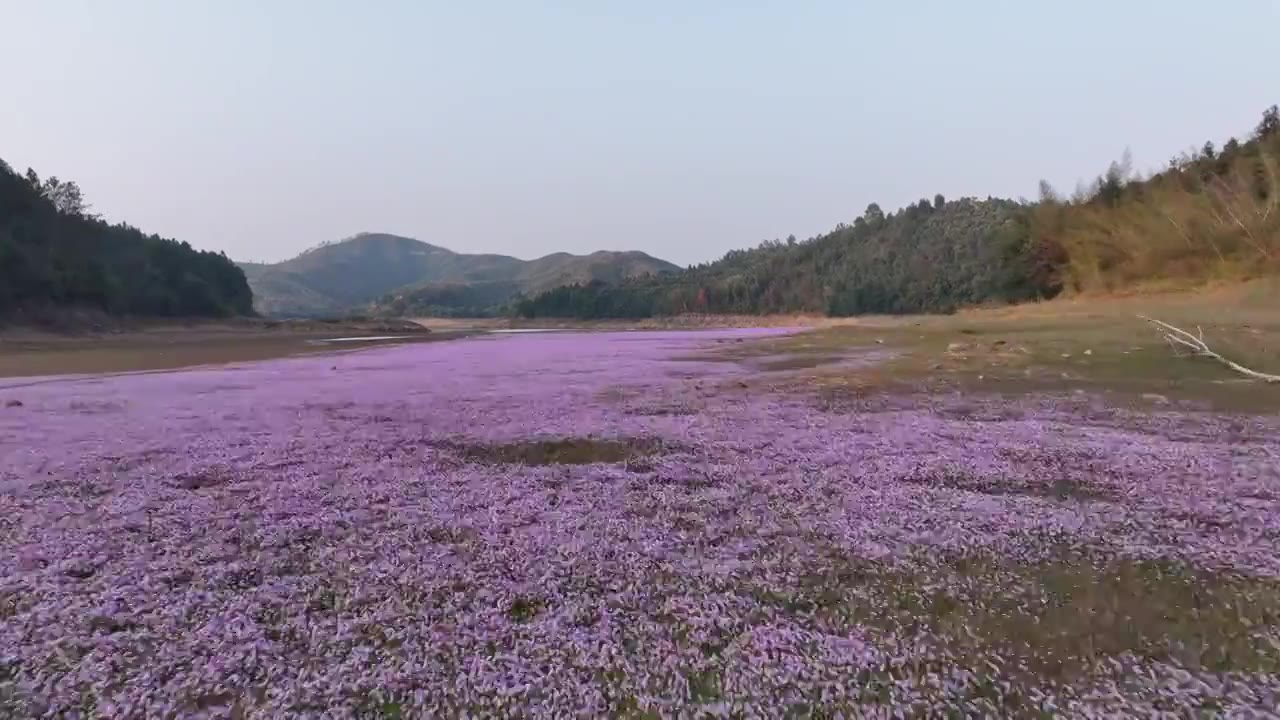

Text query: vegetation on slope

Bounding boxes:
[0,159,252,320]
[1036,105,1279,292]
[242,234,680,317]
[519,197,1048,319]
[518,104,1279,320]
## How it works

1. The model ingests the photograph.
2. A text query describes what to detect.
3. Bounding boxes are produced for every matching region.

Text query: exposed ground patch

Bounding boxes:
[894,468,1114,501]
[439,437,673,466]
[729,285,1280,413]
[755,354,846,372]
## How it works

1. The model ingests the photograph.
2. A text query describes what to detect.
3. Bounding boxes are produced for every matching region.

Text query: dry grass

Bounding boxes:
[1043,147,1280,292]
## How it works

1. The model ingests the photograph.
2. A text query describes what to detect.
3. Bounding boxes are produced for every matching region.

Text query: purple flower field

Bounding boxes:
[2,329,1279,718]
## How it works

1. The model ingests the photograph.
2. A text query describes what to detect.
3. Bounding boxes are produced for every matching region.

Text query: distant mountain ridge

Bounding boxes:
[239,233,680,317]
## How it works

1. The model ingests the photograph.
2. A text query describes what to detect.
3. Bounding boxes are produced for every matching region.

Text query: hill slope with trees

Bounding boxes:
[518,105,1279,320]
[0,159,252,321]
[1035,105,1279,293]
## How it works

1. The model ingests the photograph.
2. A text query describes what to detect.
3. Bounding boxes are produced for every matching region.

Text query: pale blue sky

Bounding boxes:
[4,1,1277,266]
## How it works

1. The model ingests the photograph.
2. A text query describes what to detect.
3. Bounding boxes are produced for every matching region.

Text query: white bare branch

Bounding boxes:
[1139,316,1280,383]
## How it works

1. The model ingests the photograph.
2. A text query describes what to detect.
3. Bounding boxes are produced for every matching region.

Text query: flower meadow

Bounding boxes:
[2,329,1279,718]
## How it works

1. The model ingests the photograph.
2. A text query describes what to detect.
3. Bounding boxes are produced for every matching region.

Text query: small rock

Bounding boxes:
[1083,349,1093,356]
[4,400,22,408]
[1060,353,1071,359]
[1142,393,1170,405]
[991,340,1007,348]
[977,375,985,381]
[947,342,970,353]
[874,339,884,345]
[929,363,944,370]
[62,562,97,580]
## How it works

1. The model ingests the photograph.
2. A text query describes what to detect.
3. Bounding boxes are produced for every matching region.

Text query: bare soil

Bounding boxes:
[0,318,449,378]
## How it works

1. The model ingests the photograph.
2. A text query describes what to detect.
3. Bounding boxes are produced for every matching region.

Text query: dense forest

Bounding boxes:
[0,159,252,319]
[518,105,1279,319]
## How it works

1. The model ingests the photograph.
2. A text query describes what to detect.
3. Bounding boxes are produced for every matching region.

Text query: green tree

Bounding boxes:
[0,159,253,318]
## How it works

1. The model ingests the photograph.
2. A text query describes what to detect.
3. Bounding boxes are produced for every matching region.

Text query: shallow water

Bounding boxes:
[312,335,411,343]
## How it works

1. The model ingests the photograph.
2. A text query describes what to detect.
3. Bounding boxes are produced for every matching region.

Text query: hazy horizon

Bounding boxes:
[5,1,1277,267]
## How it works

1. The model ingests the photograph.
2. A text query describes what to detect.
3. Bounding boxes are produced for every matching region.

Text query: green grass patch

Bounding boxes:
[733,290,1280,412]
[785,549,1280,681]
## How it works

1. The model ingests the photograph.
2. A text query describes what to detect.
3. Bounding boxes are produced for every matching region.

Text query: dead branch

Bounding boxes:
[1139,316,1280,383]
[1161,212,1195,250]
[1209,176,1274,259]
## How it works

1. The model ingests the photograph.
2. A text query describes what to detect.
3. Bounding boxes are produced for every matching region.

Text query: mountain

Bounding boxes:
[240,233,680,317]
[1,159,252,320]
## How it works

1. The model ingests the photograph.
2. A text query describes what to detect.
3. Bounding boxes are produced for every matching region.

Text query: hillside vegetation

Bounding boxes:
[518,105,1279,320]
[0,159,252,320]
[1038,105,1279,292]
[241,233,679,317]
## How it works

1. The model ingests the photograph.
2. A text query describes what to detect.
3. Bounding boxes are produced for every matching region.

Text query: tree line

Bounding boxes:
[0,159,253,319]
[518,197,1053,319]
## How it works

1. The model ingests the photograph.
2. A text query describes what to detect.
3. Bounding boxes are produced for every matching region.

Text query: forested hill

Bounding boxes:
[518,104,1280,320]
[518,197,1050,319]
[0,159,252,319]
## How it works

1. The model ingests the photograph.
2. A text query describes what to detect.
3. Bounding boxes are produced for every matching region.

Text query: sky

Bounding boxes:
[4,1,1278,267]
